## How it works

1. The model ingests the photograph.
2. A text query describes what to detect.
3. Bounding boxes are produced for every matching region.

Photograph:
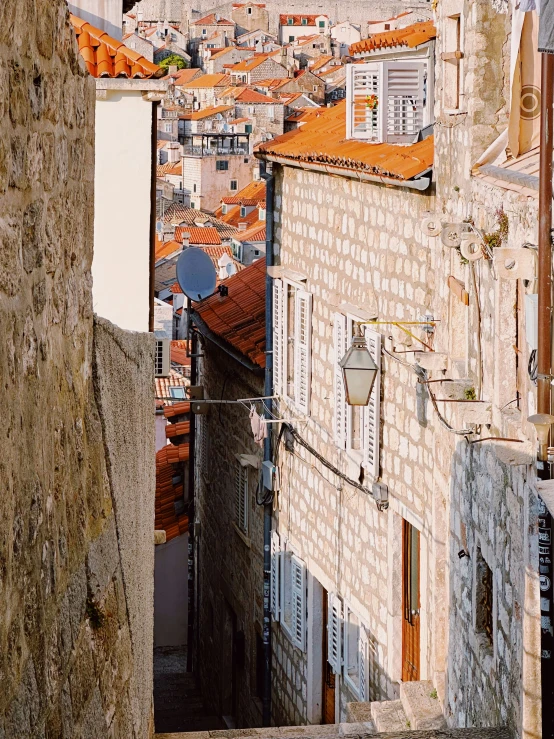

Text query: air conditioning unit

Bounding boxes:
[155,339,171,377]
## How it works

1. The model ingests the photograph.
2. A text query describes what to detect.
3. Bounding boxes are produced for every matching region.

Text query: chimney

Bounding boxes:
[238,223,248,231]
[169,65,178,75]
[182,231,191,247]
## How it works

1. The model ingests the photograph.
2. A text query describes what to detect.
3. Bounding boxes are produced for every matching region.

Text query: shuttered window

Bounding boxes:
[235,463,249,535]
[334,313,348,448]
[270,530,281,620]
[359,625,369,702]
[294,290,312,415]
[327,593,342,674]
[281,549,307,652]
[346,61,427,143]
[344,604,371,701]
[363,327,381,480]
[273,279,284,395]
[291,555,306,651]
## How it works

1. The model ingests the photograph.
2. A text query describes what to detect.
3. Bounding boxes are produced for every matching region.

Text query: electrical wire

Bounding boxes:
[529,349,538,385]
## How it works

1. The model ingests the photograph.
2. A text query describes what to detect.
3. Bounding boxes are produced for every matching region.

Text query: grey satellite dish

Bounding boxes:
[176,247,217,301]
[156,220,163,234]
[221,123,229,133]
[226,262,237,277]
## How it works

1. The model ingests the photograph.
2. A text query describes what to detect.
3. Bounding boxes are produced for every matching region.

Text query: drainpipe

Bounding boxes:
[260,160,274,727]
[537,52,554,739]
[187,323,198,673]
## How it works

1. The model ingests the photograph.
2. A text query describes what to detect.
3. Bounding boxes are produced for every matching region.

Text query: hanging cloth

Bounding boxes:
[250,405,267,448]
[539,0,554,51]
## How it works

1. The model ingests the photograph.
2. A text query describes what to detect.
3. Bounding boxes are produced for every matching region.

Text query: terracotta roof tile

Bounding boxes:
[350,21,436,55]
[235,222,266,242]
[190,104,234,120]
[191,13,235,25]
[279,14,326,25]
[230,56,275,72]
[256,100,433,181]
[225,87,279,103]
[155,441,190,541]
[70,15,162,78]
[157,161,181,176]
[171,340,191,368]
[164,67,203,85]
[177,227,223,245]
[155,238,181,260]
[194,259,266,367]
[182,73,232,89]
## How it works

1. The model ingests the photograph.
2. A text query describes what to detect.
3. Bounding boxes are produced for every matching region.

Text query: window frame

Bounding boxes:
[230,179,238,191]
[279,543,307,651]
[343,605,361,697]
[234,460,249,536]
[168,386,186,399]
[279,279,312,414]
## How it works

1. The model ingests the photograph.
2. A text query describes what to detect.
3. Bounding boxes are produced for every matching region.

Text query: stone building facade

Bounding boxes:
[232,2,271,35]
[0,1,156,736]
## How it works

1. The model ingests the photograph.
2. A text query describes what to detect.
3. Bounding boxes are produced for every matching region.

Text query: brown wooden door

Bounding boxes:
[322,589,336,724]
[402,520,420,682]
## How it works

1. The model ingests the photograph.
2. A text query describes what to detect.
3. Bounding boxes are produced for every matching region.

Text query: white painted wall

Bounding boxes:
[93,91,153,332]
[68,0,123,39]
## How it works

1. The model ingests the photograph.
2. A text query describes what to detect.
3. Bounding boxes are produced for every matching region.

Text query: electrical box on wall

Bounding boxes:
[526,293,538,351]
[262,460,279,491]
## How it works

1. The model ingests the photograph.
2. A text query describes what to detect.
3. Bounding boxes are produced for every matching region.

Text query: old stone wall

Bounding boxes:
[270,165,440,725]
[196,341,266,729]
[0,2,156,736]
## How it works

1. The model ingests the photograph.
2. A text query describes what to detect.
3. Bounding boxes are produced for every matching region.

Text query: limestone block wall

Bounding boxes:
[270,165,440,725]
[0,2,156,736]
[195,342,266,729]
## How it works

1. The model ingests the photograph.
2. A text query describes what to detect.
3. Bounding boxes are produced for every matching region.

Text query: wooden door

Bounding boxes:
[322,589,336,724]
[402,520,420,682]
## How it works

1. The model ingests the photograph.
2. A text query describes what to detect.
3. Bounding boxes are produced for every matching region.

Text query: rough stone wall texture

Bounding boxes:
[196,342,266,729]
[232,4,270,35]
[270,166,438,725]
[0,2,156,736]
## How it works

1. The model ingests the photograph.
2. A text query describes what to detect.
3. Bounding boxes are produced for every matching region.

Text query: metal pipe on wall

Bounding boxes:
[537,51,554,739]
[187,319,198,674]
[260,160,275,727]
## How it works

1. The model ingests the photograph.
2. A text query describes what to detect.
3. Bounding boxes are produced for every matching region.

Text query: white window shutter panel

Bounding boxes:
[273,279,284,396]
[359,625,369,702]
[328,593,342,674]
[363,327,381,480]
[270,531,281,621]
[333,313,348,448]
[294,291,312,415]
[383,61,426,142]
[291,555,306,651]
[346,62,382,141]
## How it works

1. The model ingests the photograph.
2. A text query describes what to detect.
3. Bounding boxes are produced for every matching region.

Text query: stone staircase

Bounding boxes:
[347,680,446,733]
[156,680,511,739]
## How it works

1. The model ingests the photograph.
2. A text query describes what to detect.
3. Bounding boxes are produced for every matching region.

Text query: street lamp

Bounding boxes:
[528,413,554,461]
[339,334,378,406]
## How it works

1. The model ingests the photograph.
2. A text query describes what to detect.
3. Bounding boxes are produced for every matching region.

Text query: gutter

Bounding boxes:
[256,153,431,191]
[190,310,265,376]
[478,163,539,192]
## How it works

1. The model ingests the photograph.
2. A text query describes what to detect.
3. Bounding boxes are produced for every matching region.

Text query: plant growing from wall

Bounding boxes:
[464,386,477,400]
[483,208,509,250]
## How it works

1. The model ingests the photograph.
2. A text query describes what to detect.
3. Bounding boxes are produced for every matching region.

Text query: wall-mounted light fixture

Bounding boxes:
[339,334,378,406]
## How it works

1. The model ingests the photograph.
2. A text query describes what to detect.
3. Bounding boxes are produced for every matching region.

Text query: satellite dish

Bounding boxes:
[226,262,238,277]
[156,220,163,234]
[176,247,217,301]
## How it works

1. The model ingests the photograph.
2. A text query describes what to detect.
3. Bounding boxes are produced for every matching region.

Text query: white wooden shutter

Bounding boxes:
[294,290,312,415]
[328,593,342,674]
[359,625,369,702]
[334,313,348,448]
[346,62,382,141]
[384,61,426,142]
[291,555,306,651]
[363,327,381,480]
[235,463,248,534]
[273,279,284,396]
[270,530,281,621]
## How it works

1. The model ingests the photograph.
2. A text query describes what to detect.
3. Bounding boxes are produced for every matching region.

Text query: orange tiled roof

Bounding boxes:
[350,21,436,55]
[194,259,266,367]
[157,161,181,176]
[178,227,223,245]
[280,14,326,26]
[164,67,203,85]
[190,104,234,120]
[256,101,433,181]
[70,15,162,79]
[192,13,235,25]
[235,222,266,242]
[309,55,334,71]
[182,73,232,88]
[155,370,188,407]
[226,87,279,104]
[220,205,263,228]
[229,55,275,72]
[171,340,191,368]
[164,401,191,418]
[156,439,190,541]
[155,238,181,260]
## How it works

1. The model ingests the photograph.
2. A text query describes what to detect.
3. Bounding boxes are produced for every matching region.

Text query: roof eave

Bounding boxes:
[191,310,265,374]
[254,151,432,191]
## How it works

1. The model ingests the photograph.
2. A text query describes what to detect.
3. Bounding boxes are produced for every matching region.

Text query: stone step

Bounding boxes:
[399,680,446,731]
[370,700,409,733]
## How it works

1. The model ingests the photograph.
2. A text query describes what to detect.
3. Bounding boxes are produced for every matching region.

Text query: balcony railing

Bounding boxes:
[181,145,249,157]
